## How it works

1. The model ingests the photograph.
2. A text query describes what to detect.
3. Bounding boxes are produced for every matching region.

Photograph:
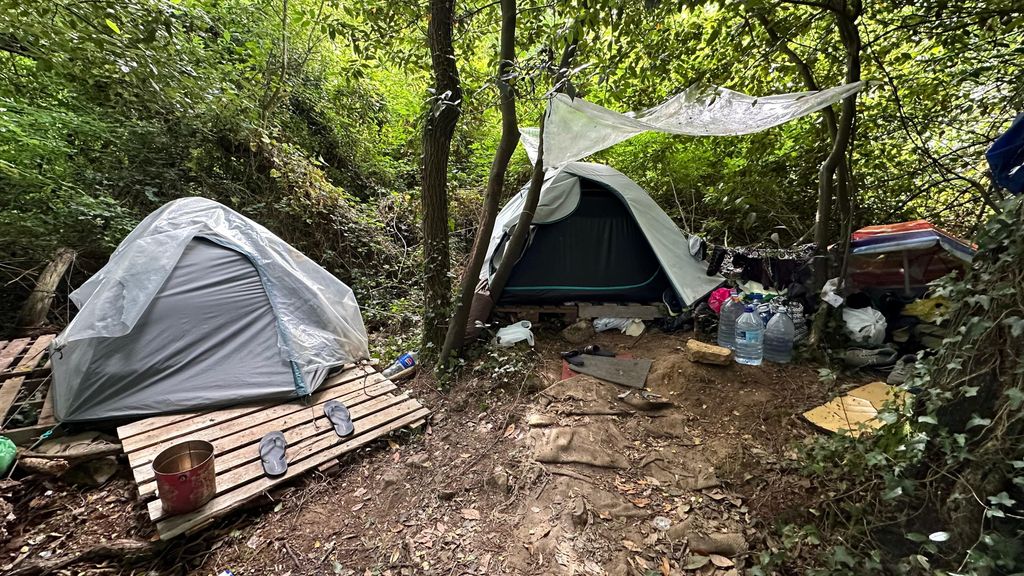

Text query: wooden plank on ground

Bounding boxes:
[154,405,429,539]
[132,381,399,493]
[116,364,371,443]
[123,372,387,468]
[0,338,30,373]
[0,376,25,424]
[38,376,55,426]
[11,335,54,373]
[139,391,411,503]
[577,303,665,320]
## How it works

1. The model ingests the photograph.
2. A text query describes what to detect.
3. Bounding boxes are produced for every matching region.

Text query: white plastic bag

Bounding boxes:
[843,307,887,346]
[593,317,645,336]
[495,321,535,347]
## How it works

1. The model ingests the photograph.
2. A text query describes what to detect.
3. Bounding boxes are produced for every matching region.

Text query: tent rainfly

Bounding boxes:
[481,162,723,307]
[51,197,370,423]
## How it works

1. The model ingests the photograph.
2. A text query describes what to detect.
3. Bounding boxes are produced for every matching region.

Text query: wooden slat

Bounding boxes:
[0,338,30,373]
[38,376,56,426]
[154,405,430,539]
[136,389,407,499]
[577,303,665,320]
[116,364,372,442]
[0,376,25,423]
[11,335,54,373]
[123,371,387,467]
[131,380,398,491]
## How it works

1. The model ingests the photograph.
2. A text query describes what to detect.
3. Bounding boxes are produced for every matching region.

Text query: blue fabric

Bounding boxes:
[987,112,1024,194]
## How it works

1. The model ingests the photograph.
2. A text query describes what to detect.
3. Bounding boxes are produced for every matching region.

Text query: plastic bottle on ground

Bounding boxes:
[734,306,764,366]
[763,309,795,363]
[717,291,743,350]
[382,351,417,378]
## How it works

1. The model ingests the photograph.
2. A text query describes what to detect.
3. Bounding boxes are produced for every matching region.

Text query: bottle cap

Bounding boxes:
[744,305,755,312]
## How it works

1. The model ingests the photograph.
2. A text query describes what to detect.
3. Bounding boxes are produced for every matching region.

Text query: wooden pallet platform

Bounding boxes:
[495,302,668,323]
[0,334,57,431]
[117,363,429,540]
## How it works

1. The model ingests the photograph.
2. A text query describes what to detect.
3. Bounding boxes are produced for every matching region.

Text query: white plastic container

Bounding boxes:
[763,310,795,363]
[734,306,764,366]
[717,291,743,350]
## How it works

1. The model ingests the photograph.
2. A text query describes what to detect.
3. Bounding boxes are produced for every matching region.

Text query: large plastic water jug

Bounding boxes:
[717,291,743,350]
[763,309,795,363]
[734,306,764,366]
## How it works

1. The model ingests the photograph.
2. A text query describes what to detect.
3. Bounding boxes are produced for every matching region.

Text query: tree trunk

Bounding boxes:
[420,0,462,362]
[487,116,546,300]
[18,247,75,329]
[439,0,519,368]
[471,37,577,319]
[809,1,861,347]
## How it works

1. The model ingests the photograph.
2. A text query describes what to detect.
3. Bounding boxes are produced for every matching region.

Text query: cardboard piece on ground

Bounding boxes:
[567,355,652,389]
[803,381,907,438]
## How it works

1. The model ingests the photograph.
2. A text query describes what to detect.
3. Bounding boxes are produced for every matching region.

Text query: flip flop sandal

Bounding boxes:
[324,400,354,437]
[259,431,288,477]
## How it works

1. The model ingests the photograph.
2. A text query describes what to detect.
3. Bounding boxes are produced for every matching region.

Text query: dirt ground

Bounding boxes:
[1,327,873,575]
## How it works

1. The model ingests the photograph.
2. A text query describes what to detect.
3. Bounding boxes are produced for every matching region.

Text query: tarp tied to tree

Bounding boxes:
[519,81,867,168]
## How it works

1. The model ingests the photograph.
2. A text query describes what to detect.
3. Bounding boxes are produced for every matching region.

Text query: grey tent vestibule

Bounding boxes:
[481,162,723,306]
[51,197,370,423]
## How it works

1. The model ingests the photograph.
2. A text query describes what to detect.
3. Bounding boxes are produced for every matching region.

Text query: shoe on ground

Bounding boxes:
[842,347,899,368]
[887,354,917,385]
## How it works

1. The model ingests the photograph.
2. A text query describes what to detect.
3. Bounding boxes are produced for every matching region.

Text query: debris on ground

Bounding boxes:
[686,338,734,365]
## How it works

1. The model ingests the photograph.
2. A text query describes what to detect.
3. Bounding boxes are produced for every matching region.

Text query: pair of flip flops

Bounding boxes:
[259,400,355,477]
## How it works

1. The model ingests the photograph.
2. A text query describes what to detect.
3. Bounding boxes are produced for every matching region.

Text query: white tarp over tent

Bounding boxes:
[521,81,867,168]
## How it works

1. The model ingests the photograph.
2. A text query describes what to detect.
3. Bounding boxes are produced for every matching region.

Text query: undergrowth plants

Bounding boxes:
[765,196,1024,575]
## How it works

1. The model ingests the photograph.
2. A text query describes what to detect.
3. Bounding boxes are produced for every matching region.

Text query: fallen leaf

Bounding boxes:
[461,508,481,520]
[387,439,400,450]
[503,424,516,438]
[622,539,643,552]
[710,554,734,567]
[682,555,710,570]
[351,502,364,512]
[659,556,671,576]
[629,497,650,508]
[354,488,367,498]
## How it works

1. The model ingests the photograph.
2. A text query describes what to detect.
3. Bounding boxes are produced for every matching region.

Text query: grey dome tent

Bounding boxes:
[481,162,723,306]
[51,198,369,423]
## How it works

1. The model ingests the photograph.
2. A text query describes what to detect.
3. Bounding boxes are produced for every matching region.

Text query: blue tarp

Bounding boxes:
[987,113,1024,195]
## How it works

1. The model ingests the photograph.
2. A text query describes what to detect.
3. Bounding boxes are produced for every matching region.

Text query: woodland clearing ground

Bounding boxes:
[1,328,875,575]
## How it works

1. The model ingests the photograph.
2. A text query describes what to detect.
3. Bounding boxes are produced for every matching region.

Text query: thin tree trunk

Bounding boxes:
[809,0,862,346]
[488,115,546,299]
[439,0,519,367]
[420,0,462,362]
[474,37,577,314]
[18,247,75,329]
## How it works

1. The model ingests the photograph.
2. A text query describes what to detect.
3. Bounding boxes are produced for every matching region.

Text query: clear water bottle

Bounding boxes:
[717,291,743,350]
[734,306,764,366]
[763,309,795,363]
[382,351,417,378]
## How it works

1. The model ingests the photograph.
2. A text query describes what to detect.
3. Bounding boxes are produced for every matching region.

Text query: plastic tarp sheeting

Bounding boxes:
[54,197,369,420]
[987,112,1024,194]
[521,82,867,168]
[846,220,975,292]
[850,220,975,262]
[482,162,723,306]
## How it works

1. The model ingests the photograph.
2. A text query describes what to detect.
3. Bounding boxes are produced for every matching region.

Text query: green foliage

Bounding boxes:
[771,196,1024,574]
